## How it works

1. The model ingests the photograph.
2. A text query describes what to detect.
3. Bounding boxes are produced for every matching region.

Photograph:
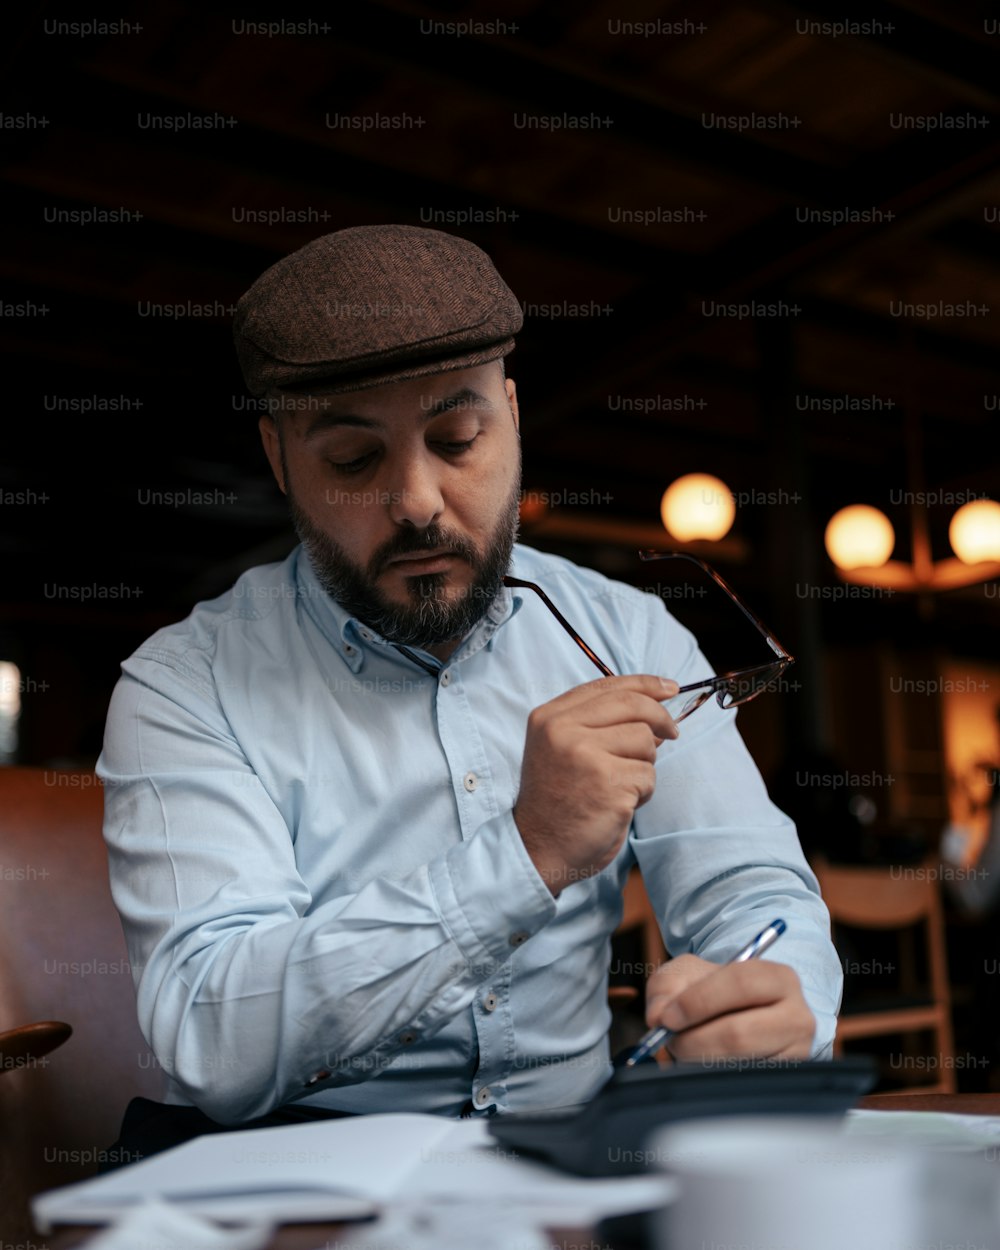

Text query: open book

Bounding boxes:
[32,1112,675,1228]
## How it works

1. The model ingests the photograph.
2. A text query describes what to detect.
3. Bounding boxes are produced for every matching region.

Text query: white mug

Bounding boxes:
[648,1116,920,1250]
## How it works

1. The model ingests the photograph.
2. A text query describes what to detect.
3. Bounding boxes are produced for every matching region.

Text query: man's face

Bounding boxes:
[259,362,522,651]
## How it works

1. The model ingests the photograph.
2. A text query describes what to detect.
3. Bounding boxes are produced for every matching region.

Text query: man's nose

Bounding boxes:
[386,453,445,529]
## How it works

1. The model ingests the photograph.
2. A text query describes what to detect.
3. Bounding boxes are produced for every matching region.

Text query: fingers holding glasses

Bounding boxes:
[513,674,683,896]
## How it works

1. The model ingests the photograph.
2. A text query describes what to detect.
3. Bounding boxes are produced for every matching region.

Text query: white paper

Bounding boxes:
[72,1199,273,1250]
[843,1108,1000,1152]
[397,1120,676,1221]
[32,1112,675,1230]
[332,1203,561,1250]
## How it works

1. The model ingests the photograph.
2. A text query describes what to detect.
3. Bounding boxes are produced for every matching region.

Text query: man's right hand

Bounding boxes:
[513,675,680,896]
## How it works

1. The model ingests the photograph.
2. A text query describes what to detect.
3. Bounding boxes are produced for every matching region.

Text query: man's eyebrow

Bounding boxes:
[422,387,494,417]
[303,388,494,441]
[303,412,376,440]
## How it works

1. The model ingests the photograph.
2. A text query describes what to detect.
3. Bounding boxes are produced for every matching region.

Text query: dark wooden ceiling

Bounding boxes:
[2,0,999,761]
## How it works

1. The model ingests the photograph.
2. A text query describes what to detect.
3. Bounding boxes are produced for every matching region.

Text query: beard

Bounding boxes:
[286,462,522,649]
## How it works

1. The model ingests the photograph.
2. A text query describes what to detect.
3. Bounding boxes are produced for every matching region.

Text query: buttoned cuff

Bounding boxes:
[428,809,558,984]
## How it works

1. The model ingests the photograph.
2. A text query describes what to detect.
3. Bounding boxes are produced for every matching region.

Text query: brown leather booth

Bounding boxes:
[0,767,163,1237]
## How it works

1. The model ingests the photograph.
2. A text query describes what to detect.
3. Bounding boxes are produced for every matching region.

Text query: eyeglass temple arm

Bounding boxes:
[502,575,615,677]
[675,661,791,697]
[637,550,792,660]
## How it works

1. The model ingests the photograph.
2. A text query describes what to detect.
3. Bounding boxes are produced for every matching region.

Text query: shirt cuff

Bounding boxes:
[427,809,558,983]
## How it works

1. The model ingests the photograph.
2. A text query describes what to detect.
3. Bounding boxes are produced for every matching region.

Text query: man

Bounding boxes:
[98,224,841,1135]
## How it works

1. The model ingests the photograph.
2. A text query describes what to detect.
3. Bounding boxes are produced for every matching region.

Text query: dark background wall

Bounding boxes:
[2,0,998,832]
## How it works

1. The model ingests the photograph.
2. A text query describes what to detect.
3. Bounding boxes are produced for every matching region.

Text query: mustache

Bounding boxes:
[371,528,479,575]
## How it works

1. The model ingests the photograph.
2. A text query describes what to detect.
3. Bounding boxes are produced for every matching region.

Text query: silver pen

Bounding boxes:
[620,918,787,1068]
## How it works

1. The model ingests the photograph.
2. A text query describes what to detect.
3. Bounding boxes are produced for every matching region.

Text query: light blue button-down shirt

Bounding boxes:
[97,542,842,1125]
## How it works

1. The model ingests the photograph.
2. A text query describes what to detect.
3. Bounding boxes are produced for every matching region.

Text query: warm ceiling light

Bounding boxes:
[824,410,1000,594]
[949,499,1000,565]
[660,473,735,541]
[824,505,895,570]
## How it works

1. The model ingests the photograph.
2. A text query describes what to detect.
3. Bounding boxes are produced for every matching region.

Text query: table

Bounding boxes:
[47,1094,1000,1250]
[860,1092,1000,1114]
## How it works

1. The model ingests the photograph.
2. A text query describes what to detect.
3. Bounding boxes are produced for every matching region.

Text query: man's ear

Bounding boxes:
[259,415,287,495]
[505,377,519,435]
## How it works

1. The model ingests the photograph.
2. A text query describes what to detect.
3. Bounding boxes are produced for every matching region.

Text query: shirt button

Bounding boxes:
[473,1086,494,1108]
[304,1068,331,1087]
[359,629,372,641]
[398,1029,418,1045]
[344,644,355,655]
[483,991,498,1012]
[509,931,529,947]
[440,670,451,686]
[463,771,478,792]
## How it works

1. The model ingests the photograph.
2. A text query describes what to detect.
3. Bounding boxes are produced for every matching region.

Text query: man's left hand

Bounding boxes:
[644,954,816,1061]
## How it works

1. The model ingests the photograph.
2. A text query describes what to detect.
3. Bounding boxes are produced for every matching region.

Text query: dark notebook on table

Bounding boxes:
[488,1056,877,1176]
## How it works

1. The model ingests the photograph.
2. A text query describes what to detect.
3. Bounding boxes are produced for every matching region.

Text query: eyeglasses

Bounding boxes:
[502,551,795,723]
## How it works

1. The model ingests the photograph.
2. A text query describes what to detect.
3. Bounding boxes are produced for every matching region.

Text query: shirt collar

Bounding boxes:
[293,545,524,674]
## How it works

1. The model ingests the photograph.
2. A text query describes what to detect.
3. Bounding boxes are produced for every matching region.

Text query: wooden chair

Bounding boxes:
[0,767,164,1239]
[813,855,956,1094]
[609,867,669,1061]
[619,866,668,973]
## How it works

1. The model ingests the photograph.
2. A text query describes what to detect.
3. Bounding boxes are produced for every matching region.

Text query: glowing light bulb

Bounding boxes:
[660,474,735,541]
[824,505,895,570]
[949,499,1000,564]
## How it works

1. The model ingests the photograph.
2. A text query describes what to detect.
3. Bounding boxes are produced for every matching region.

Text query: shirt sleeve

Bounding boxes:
[98,651,556,1124]
[628,593,844,1059]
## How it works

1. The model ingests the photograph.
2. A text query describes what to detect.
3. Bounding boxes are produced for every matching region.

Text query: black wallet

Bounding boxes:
[487,1056,878,1176]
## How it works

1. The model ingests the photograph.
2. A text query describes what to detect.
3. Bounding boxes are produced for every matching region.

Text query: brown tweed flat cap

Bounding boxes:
[233,224,522,397]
